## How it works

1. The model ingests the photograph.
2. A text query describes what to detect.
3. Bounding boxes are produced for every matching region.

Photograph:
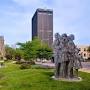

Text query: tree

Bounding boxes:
[17,38,53,61]
[5,45,15,60]
[87,46,90,52]
[87,46,90,60]
[14,48,23,61]
[37,45,53,60]
[17,38,42,60]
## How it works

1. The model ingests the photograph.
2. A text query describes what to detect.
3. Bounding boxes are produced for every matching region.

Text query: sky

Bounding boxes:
[0,0,90,46]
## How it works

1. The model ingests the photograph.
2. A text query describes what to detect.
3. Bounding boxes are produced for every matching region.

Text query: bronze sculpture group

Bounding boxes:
[53,33,84,79]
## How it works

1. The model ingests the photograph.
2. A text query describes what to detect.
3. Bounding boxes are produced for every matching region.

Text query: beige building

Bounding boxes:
[0,36,5,59]
[77,45,90,60]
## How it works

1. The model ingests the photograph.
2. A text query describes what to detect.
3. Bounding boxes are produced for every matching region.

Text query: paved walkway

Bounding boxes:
[36,62,90,73]
[79,68,90,73]
[80,62,90,73]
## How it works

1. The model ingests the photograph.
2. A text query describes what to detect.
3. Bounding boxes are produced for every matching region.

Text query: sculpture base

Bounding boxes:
[52,76,82,82]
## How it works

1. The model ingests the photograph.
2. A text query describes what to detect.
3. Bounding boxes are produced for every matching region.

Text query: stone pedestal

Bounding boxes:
[52,76,82,82]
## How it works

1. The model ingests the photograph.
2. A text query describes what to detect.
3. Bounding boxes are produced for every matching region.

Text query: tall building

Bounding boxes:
[0,36,5,59]
[32,8,53,47]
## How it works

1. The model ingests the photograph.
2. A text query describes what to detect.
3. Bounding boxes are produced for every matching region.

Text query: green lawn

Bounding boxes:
[0,62,90,90]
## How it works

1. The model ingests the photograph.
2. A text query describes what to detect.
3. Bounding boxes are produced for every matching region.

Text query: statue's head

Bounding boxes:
[55,33,60,39]
[69,34,75,41]
[62,33,67,38]
[61,33,68,42]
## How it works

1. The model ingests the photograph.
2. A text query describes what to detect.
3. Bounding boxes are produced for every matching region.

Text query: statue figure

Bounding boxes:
[67,34,76,78]
[53,33,84,80]
[73,48,83,78]
[53,33,61,78]
[59,33,69,78]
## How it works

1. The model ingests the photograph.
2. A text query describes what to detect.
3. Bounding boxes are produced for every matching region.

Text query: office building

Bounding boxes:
[32,8,53,47]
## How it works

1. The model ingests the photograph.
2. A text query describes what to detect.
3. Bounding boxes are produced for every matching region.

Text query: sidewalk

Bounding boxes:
[36,62,90,73]
[79,68,90,73]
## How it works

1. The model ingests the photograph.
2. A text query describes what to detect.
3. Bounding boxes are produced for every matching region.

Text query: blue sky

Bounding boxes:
[0,0,90,45]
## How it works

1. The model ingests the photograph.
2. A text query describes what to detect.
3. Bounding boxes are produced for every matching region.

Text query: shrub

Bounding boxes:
[16,60,35,65]
[16,61,22,64]
[31,65,54,69]
[28,60,35,65]
[20,63,31,69]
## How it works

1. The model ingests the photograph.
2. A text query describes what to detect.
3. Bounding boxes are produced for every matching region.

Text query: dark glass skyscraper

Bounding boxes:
[32,8,53,47]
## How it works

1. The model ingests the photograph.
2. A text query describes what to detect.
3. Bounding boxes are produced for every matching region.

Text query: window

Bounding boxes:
[84,48,86,51]
[89,54,90,57]
[84,53,86,57]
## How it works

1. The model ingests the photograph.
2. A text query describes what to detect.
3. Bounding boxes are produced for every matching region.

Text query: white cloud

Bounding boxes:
[1,0,90,45]
[49,0,90,45]
[12,0,44,6]
[13,0,38,5]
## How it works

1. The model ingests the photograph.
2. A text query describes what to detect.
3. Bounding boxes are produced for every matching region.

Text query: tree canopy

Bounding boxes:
[17,38,53,61]
[5,38,53,61]
[87,46,90,52]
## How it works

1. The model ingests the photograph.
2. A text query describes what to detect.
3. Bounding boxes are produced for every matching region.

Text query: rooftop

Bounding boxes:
[37,8,53,12]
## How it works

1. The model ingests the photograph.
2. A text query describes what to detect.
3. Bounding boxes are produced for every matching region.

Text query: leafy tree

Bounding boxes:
[14,48,23,61]
[5,45,15,60]
[37,45,53,60]
[87,46,90,52]
[17,38,42,60]
[17,38,53,61]
[87,46,90,60]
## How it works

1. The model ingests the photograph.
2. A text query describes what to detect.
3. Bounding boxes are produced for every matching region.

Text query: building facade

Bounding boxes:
[32,8,53,47]
[77,45,90,60]
[0,36,5,59]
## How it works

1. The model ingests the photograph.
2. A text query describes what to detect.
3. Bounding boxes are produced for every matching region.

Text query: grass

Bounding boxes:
[0,61,90,90]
